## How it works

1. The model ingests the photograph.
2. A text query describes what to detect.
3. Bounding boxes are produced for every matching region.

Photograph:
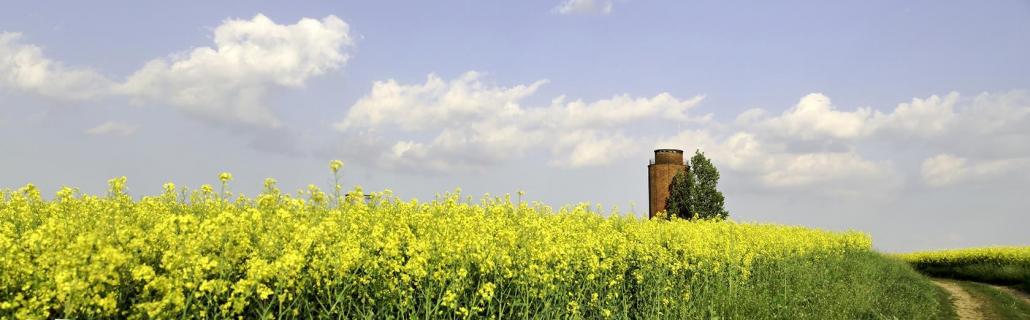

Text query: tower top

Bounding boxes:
[653,149,685,165]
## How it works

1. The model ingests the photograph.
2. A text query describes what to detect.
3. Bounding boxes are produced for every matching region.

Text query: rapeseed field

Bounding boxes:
[0,163,944,319]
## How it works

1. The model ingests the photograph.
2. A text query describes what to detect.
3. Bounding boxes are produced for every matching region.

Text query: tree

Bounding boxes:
[664,169,694,219]
[689,150,729,219]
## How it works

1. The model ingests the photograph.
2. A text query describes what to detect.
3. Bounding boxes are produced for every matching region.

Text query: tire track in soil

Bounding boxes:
[934,279,984,320]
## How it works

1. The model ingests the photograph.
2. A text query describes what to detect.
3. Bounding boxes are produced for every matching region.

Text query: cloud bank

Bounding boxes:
[334,72,1030,197]
[0,32,113,100]
[335,71,705,171]
[5,14,1029,200]
[1,14,353,128]
[118,14,353,128]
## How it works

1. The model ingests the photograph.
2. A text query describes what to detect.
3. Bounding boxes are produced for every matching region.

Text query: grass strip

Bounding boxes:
[934,283,960,320]
[956,281,1030,320]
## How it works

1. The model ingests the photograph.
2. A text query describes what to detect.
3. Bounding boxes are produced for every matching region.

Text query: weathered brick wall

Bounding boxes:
[649,149,687,218]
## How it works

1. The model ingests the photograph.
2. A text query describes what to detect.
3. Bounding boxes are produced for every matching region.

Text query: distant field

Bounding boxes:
[1,176,946,319]
[899,246,1030,293]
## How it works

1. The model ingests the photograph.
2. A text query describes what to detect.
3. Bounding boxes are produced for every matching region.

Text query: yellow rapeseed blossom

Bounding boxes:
[897,246,1030,265]
[0,173,876,319]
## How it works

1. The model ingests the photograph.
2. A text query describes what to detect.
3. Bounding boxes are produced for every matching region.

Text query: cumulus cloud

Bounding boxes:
[922,154,1030,187]
[741,93,874,141]
[726,90,1027,190]
[656,90,1030,196]
[761,152,891,189]
[85,121,138,136]
[0,32,113,100]
[551,131,637,167]
[871,92,958,138]
[552,0,614,15]
[334,69,1028,196]
[656,130,900,197]
[336,71,704,171]
[2,14,353,129]
[960,91,1030,136]
[921,154,966,187]
[739,92,962,142]
[118,14,353,128]
[337,72,546,132]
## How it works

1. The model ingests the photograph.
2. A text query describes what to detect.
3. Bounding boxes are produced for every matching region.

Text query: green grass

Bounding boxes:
[956,281,1030,319]
[918,263,1030,293]
[934,284,960,320]
[684,252,947,319]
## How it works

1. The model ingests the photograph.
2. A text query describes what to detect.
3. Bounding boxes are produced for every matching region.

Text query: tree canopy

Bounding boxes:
[663,150,729,220]
[665,170,693,219]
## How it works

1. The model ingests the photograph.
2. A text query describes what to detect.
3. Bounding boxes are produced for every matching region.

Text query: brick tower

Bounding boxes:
[648,149,688,219]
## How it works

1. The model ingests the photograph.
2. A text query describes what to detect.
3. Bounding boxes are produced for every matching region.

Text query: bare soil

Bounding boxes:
[934,279,985,320]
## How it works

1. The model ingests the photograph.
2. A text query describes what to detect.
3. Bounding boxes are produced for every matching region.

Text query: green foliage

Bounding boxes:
[664,170,693,219]
[664,150,729,220]
[689,150,729,220]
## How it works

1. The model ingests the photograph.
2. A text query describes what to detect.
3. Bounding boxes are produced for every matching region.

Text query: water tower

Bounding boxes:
[648,149,688,218]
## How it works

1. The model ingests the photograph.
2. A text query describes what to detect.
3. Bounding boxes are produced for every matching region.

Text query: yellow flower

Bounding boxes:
[162,182,176,193]
[0,170,895,318]
[478,282,496,301]
[329,160,344,174]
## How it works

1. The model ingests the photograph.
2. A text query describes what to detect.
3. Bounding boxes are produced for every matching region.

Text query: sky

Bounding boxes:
[1,0,1028,252]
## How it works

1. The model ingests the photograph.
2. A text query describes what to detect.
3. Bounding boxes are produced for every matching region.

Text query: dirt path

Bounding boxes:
[934,279,985,320]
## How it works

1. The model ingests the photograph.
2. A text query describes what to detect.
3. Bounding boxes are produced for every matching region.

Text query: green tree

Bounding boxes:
[664,169,694,219]
[689,150,729,219]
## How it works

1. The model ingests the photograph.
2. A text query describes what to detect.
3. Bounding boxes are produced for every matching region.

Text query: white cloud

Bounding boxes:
[85,121,138,136]
[551,131,637,167]
[553,0,614,15]
[921,154,966,187]
[531,93,704,128]
[336,71,704,171]
[695,90,1029,195]
[7,19,1028,198]
[656,130,899,197]
[921,154,1030,187]
[739,92,963,142]
[960,90,1030,135]
[337,72,545,132]
[118,14,353,128]
[0,32,113,100]
[760,152,893,191]
[337,76,1029,198]
[4,14,353,129]
[336,75,1030,196]
[740,93,874,141]
[871,92,958,138]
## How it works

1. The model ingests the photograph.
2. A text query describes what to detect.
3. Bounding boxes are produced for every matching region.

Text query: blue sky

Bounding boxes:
[2,0,1029,251]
